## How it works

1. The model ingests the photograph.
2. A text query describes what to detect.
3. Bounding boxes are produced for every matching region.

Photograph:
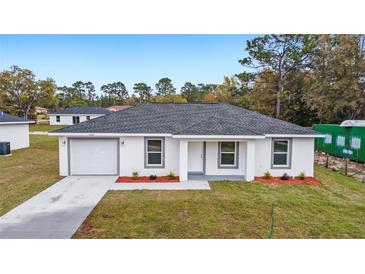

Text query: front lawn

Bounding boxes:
[0,135,62,216]
[74,166,365,239]
[30,124,65,132]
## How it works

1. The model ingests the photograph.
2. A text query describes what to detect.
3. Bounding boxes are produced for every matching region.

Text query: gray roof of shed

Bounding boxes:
[0,112,33,123]
[52,103,319,136]
[50,106,110,115]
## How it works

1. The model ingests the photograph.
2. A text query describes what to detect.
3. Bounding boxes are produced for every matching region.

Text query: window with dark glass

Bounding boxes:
[86,116,90,121]
[146,138,163,167]
[72,116,80,124]
[272,139,290,167]
[56,115,60,122]
[219,142,236,167]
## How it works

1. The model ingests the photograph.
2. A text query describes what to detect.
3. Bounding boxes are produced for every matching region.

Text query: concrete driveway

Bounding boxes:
[0,176,116,239]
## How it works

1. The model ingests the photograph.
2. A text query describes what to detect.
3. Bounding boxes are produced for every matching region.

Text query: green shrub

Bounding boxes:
[298,171,305,180]
[167,171,176,179]
[264,171,272,179]
[132,171,139,180]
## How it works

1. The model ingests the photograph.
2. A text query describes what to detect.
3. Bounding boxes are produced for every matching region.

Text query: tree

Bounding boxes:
[155,77,176,96]
[133,82,153,103]
[214,76,240,103]
[306,35,365,123]
[150,94,187,103]
[57,85,87,108]
[180,82,199,102]
[37,78,59,111]
[239,35,316,118]
[72,81,96,104]
[100,82,129,103]
[0,66,49,118]
[201,92,218,103]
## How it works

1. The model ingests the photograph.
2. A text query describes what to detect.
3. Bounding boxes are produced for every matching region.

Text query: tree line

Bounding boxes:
[0,34,364,125]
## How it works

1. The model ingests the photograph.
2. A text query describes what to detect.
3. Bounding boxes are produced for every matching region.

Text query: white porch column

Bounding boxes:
[179,139,188,182]
[245,140,256,181]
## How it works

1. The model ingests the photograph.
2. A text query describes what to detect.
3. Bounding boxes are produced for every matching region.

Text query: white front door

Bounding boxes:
[188,142,204,174]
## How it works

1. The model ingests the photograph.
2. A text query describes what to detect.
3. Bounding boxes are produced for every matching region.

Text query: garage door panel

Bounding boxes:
[70,139,118,175]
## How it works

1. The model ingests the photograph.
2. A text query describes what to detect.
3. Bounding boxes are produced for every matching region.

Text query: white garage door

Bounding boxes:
[69,139,119,175]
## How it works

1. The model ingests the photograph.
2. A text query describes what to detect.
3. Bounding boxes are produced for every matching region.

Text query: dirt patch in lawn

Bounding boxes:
[255,176,321,186]
[116,176,180,183]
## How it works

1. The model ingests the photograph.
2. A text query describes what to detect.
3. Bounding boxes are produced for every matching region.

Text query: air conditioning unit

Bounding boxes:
[0,142,11,156]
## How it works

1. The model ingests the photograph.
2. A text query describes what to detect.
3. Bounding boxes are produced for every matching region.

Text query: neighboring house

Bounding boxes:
[107,105,131,112]
[49,106,111,125]
[49,103,322,181]
[35,106,48,115]
[0,112,34,150]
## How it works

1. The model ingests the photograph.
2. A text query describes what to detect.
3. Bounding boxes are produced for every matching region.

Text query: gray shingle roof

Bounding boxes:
[50,106,110,115]
[0,112,32,123]
[51,103,319,136]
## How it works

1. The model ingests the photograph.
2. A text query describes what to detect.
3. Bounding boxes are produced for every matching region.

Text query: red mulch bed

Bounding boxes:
[254,176,321,186]
[116,176,180,183]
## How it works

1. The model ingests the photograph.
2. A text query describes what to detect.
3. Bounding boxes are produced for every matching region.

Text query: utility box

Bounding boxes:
[0,141,11,156]
[314,122,365,163]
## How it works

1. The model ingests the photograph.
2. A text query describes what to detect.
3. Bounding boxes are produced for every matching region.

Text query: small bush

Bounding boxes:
[298,171,305,180]
[264,171,272,179]
[149,174,157,180]
[167,171,176,179]
[280,173,290,180]
[132,171,139,180]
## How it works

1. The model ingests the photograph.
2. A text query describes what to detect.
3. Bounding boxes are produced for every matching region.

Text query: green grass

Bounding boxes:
[30,124,65,132]
[73,166,365,239]
[0,135,62,216]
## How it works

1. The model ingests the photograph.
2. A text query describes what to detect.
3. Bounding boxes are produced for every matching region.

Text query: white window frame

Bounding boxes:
[271,139,291,169]
[145,138,164,168]
[218,142,238,168]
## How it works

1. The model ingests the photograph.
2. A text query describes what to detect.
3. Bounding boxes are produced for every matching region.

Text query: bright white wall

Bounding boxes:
[205,141,246,176]
[0,124,30,150]
[119,136,180,176]
[255,137,314,177]
[50,114,103,125]
[58,137,69,176]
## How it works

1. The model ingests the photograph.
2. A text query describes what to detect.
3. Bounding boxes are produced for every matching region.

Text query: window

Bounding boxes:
[145,138,164,167]
[272,139,291,168]
[86,116,90,121]
[336,136,345,147]
[219,142,238,168]
[72,116,80,124]
[56,115,60,122]
[324,134,332,144]
[351,137,361,149]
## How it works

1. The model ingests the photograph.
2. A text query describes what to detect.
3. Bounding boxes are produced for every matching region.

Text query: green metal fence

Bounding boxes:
[313,124,365,163]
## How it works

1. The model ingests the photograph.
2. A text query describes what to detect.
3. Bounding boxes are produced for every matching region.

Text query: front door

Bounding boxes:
[188,142,204,174]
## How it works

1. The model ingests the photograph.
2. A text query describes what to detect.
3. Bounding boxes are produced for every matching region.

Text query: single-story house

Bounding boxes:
[49,106,111,125]
[49,103,323,181]
[107,105,131,112]
[0,112,34,150]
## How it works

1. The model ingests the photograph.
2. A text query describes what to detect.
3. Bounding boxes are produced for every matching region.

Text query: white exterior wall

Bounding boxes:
[255,137,315,177]
[50,114,103,125]
[0,124,30,150]
[120,136,180,177]
[58,137,69,176]
[57,136,315,179]
[204,141,247,176]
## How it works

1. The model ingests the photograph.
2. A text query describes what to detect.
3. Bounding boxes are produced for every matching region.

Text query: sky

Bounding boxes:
[0,34,257,95]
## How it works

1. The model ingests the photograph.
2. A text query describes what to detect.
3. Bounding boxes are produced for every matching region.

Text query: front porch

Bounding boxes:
[178,138,257,182]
